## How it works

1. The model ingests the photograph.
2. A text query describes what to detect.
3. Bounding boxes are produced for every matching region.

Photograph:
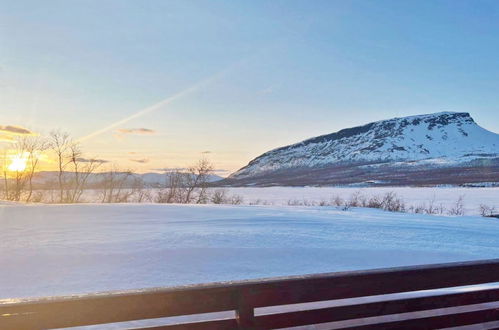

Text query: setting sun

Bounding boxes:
[8,154,28,172]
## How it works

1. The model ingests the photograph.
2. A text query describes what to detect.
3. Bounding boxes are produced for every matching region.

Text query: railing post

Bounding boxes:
[236,288,257,329]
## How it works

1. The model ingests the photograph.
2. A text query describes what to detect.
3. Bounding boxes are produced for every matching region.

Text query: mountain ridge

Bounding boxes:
[222,112,499,186]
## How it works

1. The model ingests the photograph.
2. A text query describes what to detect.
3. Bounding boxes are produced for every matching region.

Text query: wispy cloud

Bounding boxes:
[201,151,212,154]
[260,85,274,95]
[130,158,150,164]
[0,125,35,135]
[77,57,249,143]
[0,135,15,142]
[116,128,156,135]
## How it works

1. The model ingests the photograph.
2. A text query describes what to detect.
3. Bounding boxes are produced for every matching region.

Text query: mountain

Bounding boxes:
[221,112,499,186]
[32,171,224,188]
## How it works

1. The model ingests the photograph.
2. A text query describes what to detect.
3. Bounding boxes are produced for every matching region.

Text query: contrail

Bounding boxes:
[77,62,238,143]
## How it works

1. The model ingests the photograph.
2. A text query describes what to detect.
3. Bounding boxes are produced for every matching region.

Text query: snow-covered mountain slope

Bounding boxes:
[225,112,499,186]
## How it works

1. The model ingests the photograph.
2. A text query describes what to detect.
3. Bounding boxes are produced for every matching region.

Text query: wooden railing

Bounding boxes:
[1,259,499,329]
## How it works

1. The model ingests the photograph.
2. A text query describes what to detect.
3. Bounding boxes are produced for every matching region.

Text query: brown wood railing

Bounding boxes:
[1,259,499,329]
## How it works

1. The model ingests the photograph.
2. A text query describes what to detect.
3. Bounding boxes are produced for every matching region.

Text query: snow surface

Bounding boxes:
[1,203,498,300]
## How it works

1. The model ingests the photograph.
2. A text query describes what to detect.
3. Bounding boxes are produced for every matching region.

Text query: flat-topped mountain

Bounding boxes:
[221,112,499,186]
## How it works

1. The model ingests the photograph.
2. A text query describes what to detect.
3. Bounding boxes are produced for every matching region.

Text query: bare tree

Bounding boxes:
[184,158,213,204]
[63,143,102,203]
[130,177,151,203]
[8,137,32,201]
[23,136,48,202]
[49,130,71,203]
[99,166,134,203]
[156,169,185,203]
[2,149,9,200]
[155,159,214,204]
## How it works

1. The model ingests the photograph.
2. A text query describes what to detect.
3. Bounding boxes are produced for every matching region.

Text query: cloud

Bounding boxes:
[260,86,274,95]
[115,128,156,135]
[76,57,248,143]
[130,158,150,164]
[0,134,15,142]
[201,151,212,154]
[76,157,109,163]
[0,125,35,135]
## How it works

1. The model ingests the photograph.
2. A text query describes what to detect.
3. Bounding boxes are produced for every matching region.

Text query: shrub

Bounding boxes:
[211,189,228,204]
[332,195,344,207]
[448,195,465,216]
[479,204,496,217]
[229,194,244,205]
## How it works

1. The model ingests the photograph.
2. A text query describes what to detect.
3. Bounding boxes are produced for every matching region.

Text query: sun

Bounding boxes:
[8,154,28,172]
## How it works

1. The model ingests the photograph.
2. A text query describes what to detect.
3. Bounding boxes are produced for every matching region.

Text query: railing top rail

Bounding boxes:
[2,258,499,307]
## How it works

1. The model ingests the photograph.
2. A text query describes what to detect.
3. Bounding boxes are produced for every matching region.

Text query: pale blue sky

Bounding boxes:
[1,0,499,173]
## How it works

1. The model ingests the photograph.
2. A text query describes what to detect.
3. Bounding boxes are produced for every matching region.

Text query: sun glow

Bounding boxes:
[8,153,29,172]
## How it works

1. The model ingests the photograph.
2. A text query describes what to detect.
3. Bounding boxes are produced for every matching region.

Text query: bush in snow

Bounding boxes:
[211,189,228,204]
[448,195,465,216]
[331,195,344,207]
[479,204,496,217]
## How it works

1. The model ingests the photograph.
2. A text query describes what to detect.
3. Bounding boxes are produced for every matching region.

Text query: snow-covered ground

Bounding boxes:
[224,186,499,215]
[1,203,498,300]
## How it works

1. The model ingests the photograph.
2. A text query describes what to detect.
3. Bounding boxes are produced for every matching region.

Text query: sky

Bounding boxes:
[1,0,499,175]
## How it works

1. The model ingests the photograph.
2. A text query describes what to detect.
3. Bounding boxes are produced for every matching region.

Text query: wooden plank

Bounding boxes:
[340,307,499,329]
[130,318,238,330]
[236,288,257,329]
[0,287,237,330]
[254,287,499,328]
[244,258,499,307]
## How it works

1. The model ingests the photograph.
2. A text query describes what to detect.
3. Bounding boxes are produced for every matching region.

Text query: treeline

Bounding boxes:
[284,191,497,217]
[1,131,242,204]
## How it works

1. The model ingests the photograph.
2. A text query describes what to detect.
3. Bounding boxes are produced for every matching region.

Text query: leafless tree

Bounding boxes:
[184,158,213,204]
[2,149,9,200]
[156,170,185,203]
[99,166,134,203]
[130,177,152,203]
[49,130,71,203]
[65,144,102,203]
[7,137,32,201]
[156,159,214,204]
[23,136,49,202]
